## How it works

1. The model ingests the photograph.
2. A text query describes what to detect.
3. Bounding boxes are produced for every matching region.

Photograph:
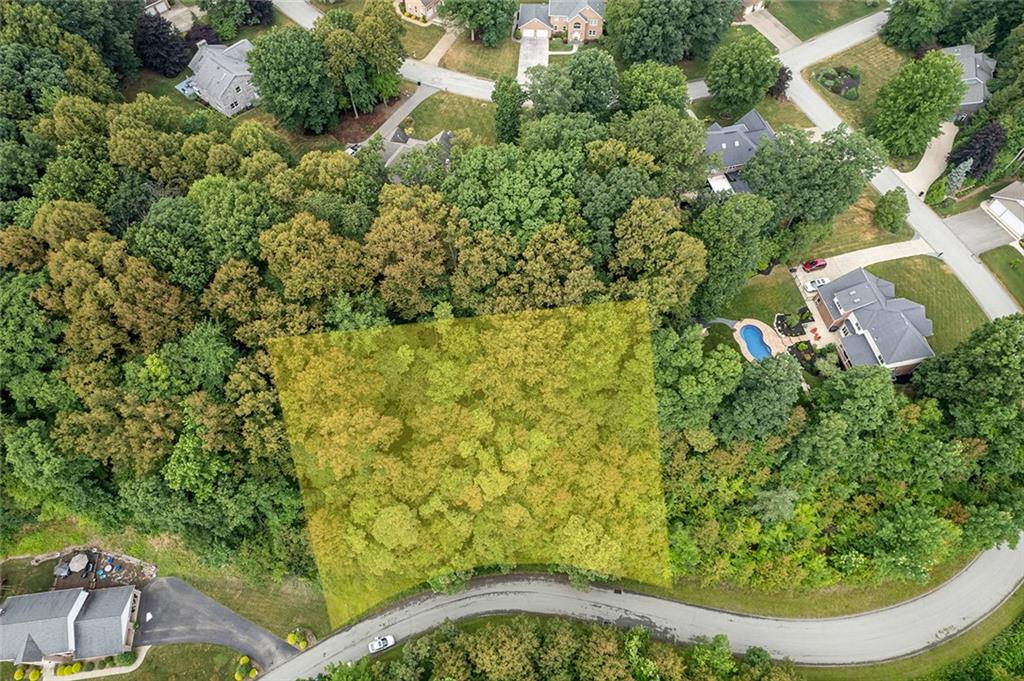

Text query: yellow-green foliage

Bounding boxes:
[270,301,671,625]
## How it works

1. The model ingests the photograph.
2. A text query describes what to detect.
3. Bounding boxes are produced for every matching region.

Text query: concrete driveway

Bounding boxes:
[744,9,801,51]
[895,122,957,196]
[135,577,296,670]
[517,36,549,84]
[946,208,1016,254]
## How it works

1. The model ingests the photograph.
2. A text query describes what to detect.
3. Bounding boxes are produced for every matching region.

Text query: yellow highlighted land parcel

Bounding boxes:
[269,301,671,626]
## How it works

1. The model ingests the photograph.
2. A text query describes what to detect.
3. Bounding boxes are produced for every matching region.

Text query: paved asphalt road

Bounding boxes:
[264,540,1024,680]
[136,577,296,670]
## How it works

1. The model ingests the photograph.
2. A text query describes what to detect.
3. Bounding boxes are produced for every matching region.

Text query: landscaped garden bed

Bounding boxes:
[774,307,813,337]
[812,65,861,101]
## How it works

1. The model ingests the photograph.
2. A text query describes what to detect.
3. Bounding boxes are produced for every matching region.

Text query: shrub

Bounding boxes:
[843,87,859,100]
[14,668,25,681]
[821,67,838,79]
[298,640,308,650]
[235,673,243,681]
[29,670,41,681]
[114,651,136,666]
[925,176,947,205]
[239,656,250,666]
[85,662,95,671]
[249,669,259,678]
[287,632,298,645]
[821,77,835,88]
[72,662,82,673]
[875,189,909,233]
[848,65,861,78]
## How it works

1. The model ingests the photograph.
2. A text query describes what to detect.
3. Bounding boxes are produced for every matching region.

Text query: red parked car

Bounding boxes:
[802,259,828,272]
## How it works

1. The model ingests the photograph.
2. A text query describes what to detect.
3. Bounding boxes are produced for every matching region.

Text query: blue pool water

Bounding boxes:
[739,325,773,361]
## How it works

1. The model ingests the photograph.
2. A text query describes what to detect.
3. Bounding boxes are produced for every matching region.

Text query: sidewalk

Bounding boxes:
[423,28,459,66]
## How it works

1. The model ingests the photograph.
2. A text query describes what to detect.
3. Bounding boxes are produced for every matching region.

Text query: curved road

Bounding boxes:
[263,540,1024,679]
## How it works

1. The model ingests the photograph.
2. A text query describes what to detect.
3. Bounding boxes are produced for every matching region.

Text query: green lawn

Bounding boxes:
[980,245,1024,308]
[122,69,204,112]
[680,25,770,80]
[548,36,573,52]
[768,0,882,41]
[806,37,907,130]
[408,91,496,144]
[235,7,298,42]
[691,94,813,130]
[797,186,913,260]
[703,322,740,355]
[866,256,988,354]
[5,519,332,640]
[440,34,520,80]
[0,557,60,599]
[402,23,446,60]
[720,266,804,324]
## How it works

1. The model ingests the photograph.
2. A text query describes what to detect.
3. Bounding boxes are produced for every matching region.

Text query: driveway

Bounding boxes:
[744,9,801,51]
[792,238,934,287]
[946,208,1016,254]
[271,0,321,29]
[517,36,549,84]
[135,577,296,670]
[895,122,957,196]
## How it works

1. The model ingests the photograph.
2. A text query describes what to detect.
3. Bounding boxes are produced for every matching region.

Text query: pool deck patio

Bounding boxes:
[729,317,790,360]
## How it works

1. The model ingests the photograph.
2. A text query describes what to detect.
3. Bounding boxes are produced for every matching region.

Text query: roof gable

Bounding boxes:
[188,39,254,100]
[704,108,776,168]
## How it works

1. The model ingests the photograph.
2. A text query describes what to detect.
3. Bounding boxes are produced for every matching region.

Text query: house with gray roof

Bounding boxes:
[186,39,259,117]
[518,1,605,42]
[812,268,934,376]
[941,44,996,117]
[0,586,139,666]
[705,109,775,193]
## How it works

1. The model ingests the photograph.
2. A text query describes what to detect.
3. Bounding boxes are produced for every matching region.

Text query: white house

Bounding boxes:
[186,39,259,117]
[984,181,1024,241]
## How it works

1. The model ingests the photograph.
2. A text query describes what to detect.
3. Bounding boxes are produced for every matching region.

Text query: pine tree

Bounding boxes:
[946,158,972,196]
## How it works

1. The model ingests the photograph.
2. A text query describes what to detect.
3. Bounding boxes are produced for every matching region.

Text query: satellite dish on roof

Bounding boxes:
[69,553,89,572]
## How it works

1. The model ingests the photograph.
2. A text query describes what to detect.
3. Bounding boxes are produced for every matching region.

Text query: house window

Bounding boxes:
[573,22,581,28]
[589,18,597,25]
[588,29,596,36]
[235,86,241,93]
[840,325,849,337]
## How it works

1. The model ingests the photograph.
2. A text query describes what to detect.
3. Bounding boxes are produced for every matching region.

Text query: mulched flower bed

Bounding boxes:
[815,65,861,100]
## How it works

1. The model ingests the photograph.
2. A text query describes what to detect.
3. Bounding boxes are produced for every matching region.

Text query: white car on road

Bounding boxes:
[368,635,395,654]
[804,277,829,292]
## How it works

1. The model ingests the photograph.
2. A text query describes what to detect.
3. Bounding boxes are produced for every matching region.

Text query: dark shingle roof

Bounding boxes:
[705,109,775,170]
[941,44,996,106]
[817,268,934,368]
[0,589,84,663]
[74,587,134,660]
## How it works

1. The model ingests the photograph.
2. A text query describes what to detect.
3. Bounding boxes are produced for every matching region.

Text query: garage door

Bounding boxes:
[523,28,549,38]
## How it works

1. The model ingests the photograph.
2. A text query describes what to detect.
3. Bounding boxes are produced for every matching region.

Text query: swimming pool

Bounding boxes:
[739,324,773,361]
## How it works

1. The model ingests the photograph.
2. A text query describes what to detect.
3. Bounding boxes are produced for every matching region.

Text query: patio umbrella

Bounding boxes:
[69,553,88,572]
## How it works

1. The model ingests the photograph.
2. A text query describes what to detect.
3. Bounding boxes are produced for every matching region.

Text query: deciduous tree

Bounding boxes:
[706,33,780,114]
[618,61,689,113]
[870,50,965,157]
[492,75,525,143]
[249,27,337,132]
[881,0,952,50]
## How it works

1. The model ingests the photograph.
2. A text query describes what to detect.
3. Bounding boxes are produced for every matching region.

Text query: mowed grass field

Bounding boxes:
[805,37,907,130]
[768,0,882,41]
[798,186,913,260]
[720,266,805,324]
[440,34,520,80]
[408,92,497,144]
[866,256,988,354]
[980,245,1024,308]
[691,95,813,130]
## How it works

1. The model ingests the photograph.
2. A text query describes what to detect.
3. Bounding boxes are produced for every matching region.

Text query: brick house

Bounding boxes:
[517,1,606,42]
